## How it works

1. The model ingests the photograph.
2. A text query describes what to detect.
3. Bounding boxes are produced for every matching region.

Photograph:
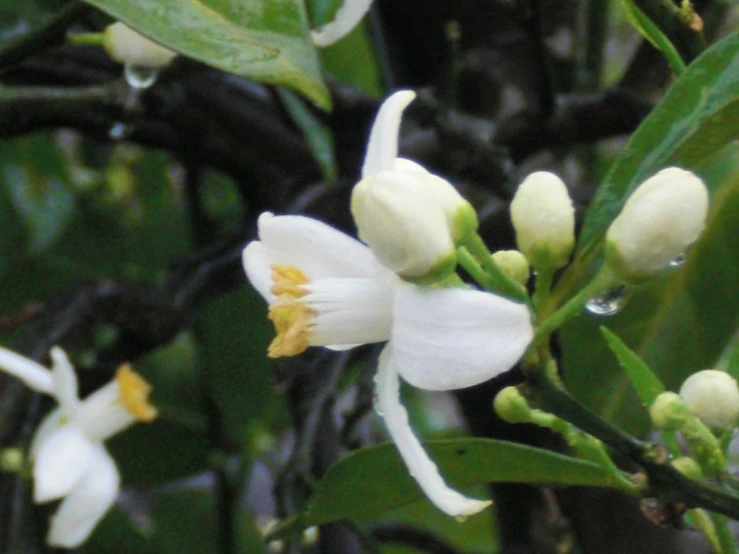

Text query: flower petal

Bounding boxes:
[242,240,273,301]
[307,276,394,347]
[310,0,375,47]
[0,347,53,394]
[250,212,385,283]
[375,345,492,517]
[392,284,533,391]
[46,445,120,548]
[362,91,416,178]
[50,346,80,418]
[33,425,96,503]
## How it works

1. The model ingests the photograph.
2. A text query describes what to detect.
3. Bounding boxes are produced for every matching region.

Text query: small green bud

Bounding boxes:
[0,448,24,473]
[494,386,531,424]
[679,370,739,432]
[491,250,530,286]
[650,392,686,431]
[671,456,703,480]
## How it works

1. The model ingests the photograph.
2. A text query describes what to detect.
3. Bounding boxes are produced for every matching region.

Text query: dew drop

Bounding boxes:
[124,64,159,89]
[585,285,630,316]
[669,253,686,267]
[108,122,132,140]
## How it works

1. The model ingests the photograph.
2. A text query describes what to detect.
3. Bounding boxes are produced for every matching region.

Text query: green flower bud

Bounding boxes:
[671,456,703,480]
[605,167,709,284]
[679,370,739,432]
[650,392,686,431]
[491,250,530,286]
[493,386,531,424]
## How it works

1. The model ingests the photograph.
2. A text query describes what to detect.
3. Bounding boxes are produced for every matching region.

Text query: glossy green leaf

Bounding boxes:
[79,0,330,108]
[600,326,666,406]
[269,438,616,540]
[576,30,738,254]
[80,507,149,554]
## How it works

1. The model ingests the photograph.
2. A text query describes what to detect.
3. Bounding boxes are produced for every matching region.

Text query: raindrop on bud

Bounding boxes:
[585,285,630,316]
[124,64,159,89]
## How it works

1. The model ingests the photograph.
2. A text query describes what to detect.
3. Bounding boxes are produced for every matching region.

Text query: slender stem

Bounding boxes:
[534,267,616,343]
[531,268,553,315]
[457,247,494,290]
[68,32,105,46]
[460,232,529,303]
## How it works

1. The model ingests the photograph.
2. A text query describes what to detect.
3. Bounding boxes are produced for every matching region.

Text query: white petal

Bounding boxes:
[29,408,63,460]
[50,346,80,418]
[307,277,394,347]
[33,425,96,503]
[375,346,491,516]
[0,347,53,394]
[242,241,273,302]
[46,445,120,548]
[392,284,533,391]
[362,91,416,178]
[311,0,375,47]
[255,212,384,279]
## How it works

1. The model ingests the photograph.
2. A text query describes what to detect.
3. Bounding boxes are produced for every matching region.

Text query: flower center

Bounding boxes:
[116,364,158,422]
[267,264,314,358]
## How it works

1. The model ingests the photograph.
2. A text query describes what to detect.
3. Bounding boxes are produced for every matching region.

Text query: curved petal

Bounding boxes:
[392,284,533,391]
[29,408,63,460]
[375,345,492,517]
[311,0,375,47]
[242,240,273,302]
[362,91,416,178]
[33,425,96,503]
[254,212,385,279]
[50,346,80,418]
[307,276,394,347]
[46,445,120,548]
[0,347,53,394]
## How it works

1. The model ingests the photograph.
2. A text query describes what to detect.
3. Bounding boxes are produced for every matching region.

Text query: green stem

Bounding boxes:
[68,32,105,47]
[710,513,738,554]
[0,84,119,102]
[534,266,617,343]
[689,509,722,553]
[457,247,494,290]
[460,232,528,303]
[531,268,553,315]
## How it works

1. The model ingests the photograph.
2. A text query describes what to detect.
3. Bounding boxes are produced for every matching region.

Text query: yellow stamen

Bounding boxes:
[116,364,158,422]
[267,264,314,358]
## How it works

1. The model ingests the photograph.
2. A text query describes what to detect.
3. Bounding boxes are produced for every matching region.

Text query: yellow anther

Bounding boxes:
[271,264,310,298]
[115,364,158,422]
[267,300,313,358]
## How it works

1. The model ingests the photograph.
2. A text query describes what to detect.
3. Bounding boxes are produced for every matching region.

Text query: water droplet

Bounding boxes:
[124,64,159,89]
[585,285,630,316]
[108,122,132,140]
[669,253,686,267]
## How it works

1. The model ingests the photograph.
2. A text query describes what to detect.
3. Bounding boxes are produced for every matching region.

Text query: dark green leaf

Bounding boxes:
[80,0,330,108]
[269,438,615,540]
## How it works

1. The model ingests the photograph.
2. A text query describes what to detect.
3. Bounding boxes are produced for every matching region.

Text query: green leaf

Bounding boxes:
[79,507,150,554]
[268,438,616,540]
[79,0,330,108]
[600,326,666,406]
[577,30,738,254]
[277,87,337,183]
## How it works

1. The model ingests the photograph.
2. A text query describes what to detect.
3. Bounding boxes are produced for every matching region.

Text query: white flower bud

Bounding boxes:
[491,250,530,286]
[351,161,476,279]
[679,370,739,431]
[510,171,575,271]
[649,392,685,431]
[102,23,177,68]
[605,167,709,283]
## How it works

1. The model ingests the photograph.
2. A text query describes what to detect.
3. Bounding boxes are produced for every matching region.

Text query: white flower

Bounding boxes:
[680,370,739,431]
[510,171,575,271]
[351,90,477,280]
[0,347,157,548]
[311,0,375,47]
[243,212,533,516]
[103,22,177,68]
[605,167,709,283]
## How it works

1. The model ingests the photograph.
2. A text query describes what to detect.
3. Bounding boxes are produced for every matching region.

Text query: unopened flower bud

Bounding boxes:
[494,386,531,424]
[352,161,477,281]
[103,23,177,68]
[650,392,686,431]
[679,370,739,431]
[492,250,530,286]
[605,167,709,283]
[671,456,703,480]
[510,172,575,271]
